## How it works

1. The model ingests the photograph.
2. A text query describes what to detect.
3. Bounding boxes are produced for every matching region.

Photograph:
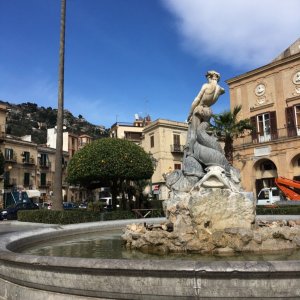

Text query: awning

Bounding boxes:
[25,190,41,198]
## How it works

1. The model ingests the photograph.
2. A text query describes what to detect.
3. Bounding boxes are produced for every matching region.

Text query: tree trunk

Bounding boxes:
[111,180,119,210]
[224,136,234,165]
[53,0,66,211]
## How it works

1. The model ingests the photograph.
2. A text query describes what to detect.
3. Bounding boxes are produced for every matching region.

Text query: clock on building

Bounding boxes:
[255,83,266,96]
[293,71,300,85]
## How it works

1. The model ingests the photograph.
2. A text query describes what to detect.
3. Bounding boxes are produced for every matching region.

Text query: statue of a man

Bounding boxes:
[186,70,225,156]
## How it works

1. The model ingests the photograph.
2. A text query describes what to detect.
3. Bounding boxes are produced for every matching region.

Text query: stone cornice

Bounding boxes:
[226,53,300,85]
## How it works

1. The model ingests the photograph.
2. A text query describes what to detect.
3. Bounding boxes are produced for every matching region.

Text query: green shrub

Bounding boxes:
[256,205,300,215]
[17,209,153,224]
[18,209,102,224]
[103,210,136,221]
[87,201,105,212]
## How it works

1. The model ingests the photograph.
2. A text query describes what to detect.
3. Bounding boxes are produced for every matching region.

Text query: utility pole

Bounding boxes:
[53,0,66,210]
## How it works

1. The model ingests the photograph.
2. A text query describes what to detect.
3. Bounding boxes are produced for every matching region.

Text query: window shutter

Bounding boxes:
[285,106,296,137]
[250,116,257,142]
[269,111,278,140]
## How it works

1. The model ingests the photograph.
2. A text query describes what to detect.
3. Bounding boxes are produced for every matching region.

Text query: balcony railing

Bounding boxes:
[234,126,300,147]
[23,157,35,165]
[170,144,184,153]
[39,161,51,168]
[5,154,17,163]
[39,181,51,188]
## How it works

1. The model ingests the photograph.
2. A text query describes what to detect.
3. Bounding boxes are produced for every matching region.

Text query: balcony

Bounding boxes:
[124,132,142,142]
[23,157,35,165]
[234,126,300,148]
[39,161,51,169]
[170,144,184,153]
[5,154,17,163]
[39,181,51,189]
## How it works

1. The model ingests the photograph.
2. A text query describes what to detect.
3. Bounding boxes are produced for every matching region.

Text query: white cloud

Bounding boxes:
[162,0,300,68]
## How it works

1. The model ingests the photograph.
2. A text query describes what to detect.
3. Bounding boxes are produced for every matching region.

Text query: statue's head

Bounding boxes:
[206,70,221,82]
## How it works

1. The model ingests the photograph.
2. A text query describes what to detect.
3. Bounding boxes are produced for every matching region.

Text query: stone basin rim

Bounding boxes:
[1,217,300,273]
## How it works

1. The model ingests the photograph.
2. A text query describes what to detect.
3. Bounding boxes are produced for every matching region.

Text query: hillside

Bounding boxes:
[1,101,109,144]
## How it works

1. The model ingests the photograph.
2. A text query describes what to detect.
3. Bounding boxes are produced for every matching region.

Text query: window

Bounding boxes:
[251,111,277,143]
[260,161,276,171]
[173,134,180,145]
[150,135,154,148]
[173,134,181,151]
[40,173,47,186]
[5,148,14,161]
[24,172,30,186]
[40,153,49,167]
[286,105,300,137]
[174,163,181,170]
[22,151,30,163]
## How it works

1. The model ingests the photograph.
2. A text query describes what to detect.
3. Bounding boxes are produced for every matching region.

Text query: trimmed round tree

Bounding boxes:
[66,138,154,209]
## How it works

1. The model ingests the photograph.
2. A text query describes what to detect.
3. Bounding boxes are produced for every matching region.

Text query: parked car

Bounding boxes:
[78,202,87,209]
[63,202,78,210]
[1,201,39,220]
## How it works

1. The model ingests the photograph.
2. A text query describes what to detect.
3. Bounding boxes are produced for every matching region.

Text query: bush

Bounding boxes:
[18,209,102,224]
[256,205,300,215]
[87,201,105,212]
[17,209,150,224]
[102,210,136,221]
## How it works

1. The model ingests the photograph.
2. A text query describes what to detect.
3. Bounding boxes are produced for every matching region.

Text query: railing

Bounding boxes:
[124,132,142,141]
[170,144,184,153]
[39,181,51,188]
[23,157,35,165]
[39,161,51,168]
[5,155,17,163]
[234,127,300,147]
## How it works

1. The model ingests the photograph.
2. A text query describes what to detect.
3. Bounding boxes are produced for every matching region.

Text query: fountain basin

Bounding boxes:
[0,218,300,299]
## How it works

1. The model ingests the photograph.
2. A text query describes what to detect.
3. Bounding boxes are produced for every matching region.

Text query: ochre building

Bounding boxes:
[227,39,300,196]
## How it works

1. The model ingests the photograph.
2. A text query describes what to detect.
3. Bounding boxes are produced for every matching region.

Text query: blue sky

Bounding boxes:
[1,0,300,128]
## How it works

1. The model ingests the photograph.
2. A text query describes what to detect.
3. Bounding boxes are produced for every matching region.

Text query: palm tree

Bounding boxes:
[211,105,253,165]
[53,0,66,211]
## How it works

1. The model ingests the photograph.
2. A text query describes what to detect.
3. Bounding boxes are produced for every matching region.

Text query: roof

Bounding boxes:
[272,38,300,62]
[226,38,300,84]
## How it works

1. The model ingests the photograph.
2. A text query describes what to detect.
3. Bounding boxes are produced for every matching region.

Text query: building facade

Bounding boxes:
[141,119,188,200]
[0,104,94,208]
[110,115,151,144]
[227,39,300,196]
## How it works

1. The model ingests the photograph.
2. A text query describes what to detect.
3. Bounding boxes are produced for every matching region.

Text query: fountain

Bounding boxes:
[1,72,300,299]
[123,71,300,254]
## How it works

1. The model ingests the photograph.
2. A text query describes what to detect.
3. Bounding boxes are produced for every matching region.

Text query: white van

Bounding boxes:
[256,187,280,206]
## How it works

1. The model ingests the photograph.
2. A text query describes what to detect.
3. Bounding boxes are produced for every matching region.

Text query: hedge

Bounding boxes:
[17,209,163,224]
[18,209,102,224]
[256,205,300,215]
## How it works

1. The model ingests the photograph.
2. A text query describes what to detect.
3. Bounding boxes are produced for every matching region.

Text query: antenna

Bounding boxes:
[144,97,149,116]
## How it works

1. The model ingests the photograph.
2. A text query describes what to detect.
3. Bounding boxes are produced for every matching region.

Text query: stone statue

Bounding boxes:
[165,71,241,193]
